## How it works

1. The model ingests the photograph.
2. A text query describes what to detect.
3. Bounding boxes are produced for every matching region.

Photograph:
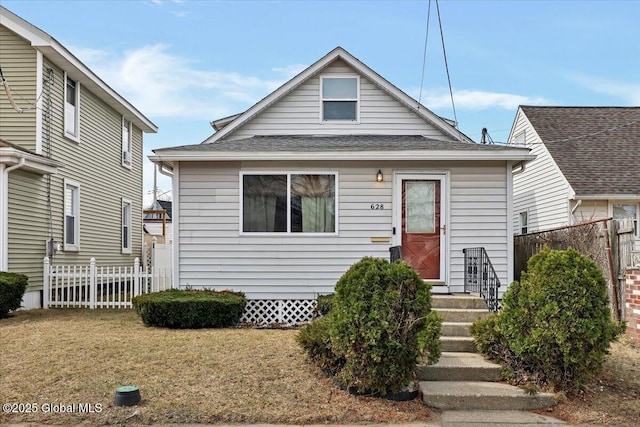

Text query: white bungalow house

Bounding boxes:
[150,47,533,322]
[508,106,640,238]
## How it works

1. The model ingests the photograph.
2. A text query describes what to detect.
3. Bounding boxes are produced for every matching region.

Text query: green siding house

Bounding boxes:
[0,6,157,308]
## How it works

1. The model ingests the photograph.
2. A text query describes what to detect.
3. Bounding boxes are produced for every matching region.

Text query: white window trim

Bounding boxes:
[63,72,80,142]
[63,179,80,252]
[519,211,528,235]
[239,171,339,236]
[319,74,360,124]
[121,198,132,254]
[122,117,132,169]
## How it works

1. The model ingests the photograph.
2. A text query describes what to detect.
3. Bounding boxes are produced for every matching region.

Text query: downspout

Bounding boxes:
[570,199,582,225]
[0,158,26,271]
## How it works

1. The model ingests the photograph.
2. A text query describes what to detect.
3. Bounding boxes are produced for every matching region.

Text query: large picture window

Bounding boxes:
[242,173,336,234]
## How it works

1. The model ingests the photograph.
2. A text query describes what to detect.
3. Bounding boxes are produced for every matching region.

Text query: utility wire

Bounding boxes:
[417,0,432,107]
[435,0,458,136]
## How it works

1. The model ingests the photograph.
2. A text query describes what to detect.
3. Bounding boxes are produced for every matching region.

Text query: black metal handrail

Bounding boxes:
[463,247,501,311]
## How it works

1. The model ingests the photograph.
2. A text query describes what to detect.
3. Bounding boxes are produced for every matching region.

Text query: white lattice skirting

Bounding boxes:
[241,299,317,326]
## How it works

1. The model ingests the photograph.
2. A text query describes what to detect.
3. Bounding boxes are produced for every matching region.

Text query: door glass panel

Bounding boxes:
[405,181,435,233]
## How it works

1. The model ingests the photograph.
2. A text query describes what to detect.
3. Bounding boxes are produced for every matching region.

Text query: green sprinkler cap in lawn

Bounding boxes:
[115,385,141,406]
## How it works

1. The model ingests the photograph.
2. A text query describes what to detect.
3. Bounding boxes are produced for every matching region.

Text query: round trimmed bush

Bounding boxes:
[329,257,441,394]
[0,272,28,317]
[472,247,623,391]
[132,289,246,328]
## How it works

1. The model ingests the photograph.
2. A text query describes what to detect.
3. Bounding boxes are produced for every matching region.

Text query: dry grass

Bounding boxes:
[533,337,640,426]
[0,309,433,425]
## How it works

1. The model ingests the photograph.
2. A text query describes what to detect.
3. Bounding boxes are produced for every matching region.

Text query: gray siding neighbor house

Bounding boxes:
[0,6,157,308]
[150,46,533,321]
[508,106,640,237]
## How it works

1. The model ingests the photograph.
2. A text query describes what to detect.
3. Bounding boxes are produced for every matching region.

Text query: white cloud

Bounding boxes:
[414,88,551,110]
[73,43,290,120]
[570,74,640,105]
[272,64,308,78]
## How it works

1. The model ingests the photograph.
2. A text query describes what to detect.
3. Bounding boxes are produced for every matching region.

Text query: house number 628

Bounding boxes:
[370,204,384,210]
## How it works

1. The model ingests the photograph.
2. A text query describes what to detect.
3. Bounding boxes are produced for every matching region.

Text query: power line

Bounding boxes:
[417,0,432,106]
[435,0,458,133]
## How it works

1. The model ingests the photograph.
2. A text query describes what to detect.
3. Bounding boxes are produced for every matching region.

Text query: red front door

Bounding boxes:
[401,180,441,280]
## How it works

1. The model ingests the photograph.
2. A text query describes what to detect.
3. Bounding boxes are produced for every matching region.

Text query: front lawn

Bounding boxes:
[0,309,433,425]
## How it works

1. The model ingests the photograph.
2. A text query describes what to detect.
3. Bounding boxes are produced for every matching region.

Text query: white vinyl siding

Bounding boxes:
[175,160,510,298]
[64,179,80,251]
[64,73,80,141]
[510,110,572,233]
[229,60,443,138]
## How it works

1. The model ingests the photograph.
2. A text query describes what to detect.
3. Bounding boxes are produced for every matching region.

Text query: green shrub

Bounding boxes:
[296,314,345,376]
[132,289,246,328]
[0,272,28,317]
[316,293,334,316]
[329,257,441,394]
[472,247,623,391]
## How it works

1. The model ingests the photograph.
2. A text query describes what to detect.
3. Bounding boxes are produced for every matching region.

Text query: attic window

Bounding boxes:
[321,76,359,122]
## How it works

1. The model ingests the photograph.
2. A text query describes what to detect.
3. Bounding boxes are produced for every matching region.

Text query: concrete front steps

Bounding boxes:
[418,294,557,411]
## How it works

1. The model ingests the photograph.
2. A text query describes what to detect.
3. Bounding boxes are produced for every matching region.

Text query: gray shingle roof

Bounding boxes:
[521,106,640,196]
[155,135,521,153]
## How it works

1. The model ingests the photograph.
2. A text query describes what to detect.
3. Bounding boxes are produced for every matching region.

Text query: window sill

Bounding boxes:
[63,245,80,252]
[64,132,80,144]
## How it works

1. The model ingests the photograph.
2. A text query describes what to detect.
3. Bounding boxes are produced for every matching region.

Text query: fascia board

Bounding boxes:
[573,194,640,200]
[149,151,536,163]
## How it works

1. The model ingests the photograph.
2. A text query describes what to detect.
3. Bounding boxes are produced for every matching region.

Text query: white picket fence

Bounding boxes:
[43,257,172,309]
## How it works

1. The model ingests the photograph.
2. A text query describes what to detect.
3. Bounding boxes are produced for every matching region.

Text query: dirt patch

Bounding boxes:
[0,309,434,425]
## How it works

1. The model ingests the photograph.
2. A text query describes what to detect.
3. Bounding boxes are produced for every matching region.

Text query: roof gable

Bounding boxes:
[204,47,472,144]
[521,106,640,196]
[0,6,157,133]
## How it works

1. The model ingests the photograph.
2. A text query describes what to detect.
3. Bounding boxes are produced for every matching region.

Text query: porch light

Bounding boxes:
[376,169,383,182]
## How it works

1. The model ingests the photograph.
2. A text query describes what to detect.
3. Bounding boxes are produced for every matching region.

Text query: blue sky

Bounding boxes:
[3,0,639,205]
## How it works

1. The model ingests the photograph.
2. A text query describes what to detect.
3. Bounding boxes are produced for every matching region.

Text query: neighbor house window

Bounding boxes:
[320,76,359,121]
[122,118,132,168]
[64,74,80,140]
[64,179,80,251]
[242,173,337,233]
[519,211,528,234]
[613,203,638,235]
[122,199,132,253]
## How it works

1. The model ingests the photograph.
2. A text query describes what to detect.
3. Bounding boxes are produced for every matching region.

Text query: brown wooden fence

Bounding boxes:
[514,218,636,322]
